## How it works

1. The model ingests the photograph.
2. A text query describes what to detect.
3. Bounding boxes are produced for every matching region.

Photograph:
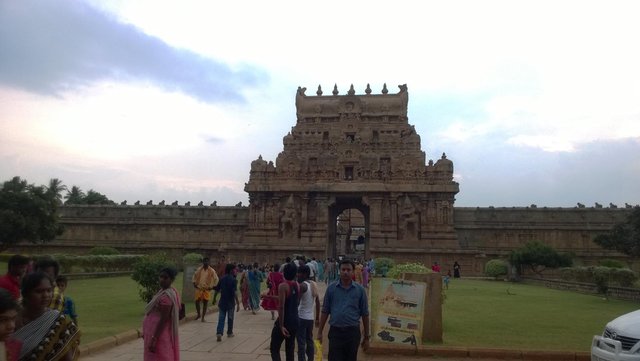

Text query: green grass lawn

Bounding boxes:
[441,279,638,351]
[66,274,184,343]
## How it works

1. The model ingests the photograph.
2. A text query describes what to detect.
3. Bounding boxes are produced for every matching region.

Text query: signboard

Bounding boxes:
[370,278,426,346]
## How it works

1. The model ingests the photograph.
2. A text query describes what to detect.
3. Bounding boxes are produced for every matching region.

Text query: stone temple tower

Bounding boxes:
[244,83,459,261]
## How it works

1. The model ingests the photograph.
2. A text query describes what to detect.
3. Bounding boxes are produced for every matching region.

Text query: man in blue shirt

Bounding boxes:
[215,263,240,341]
[317,259,369,361]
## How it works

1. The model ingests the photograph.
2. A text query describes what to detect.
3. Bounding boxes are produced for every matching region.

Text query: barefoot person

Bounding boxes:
[192,257,218,322]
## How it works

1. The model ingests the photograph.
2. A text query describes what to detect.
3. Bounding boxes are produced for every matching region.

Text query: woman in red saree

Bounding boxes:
[260,263,283,320]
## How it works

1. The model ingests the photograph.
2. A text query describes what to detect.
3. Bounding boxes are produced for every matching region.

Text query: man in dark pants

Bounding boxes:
[215,263,240,341]
[317,259,369,361]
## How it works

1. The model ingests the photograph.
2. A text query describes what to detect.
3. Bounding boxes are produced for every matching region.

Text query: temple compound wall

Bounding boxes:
[12,204,634,276]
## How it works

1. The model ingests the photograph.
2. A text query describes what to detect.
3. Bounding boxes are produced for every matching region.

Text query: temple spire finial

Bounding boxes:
[332,84,339,96]
[365,83,372,95]
[316,85,323,96]
[382,83,388,94]
[347,84,355,96]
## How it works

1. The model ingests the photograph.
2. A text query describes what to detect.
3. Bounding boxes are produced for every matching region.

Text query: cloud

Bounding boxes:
[0,0,267,103]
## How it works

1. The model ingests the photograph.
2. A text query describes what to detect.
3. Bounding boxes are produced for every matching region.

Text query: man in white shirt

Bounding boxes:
[297,264,320,361]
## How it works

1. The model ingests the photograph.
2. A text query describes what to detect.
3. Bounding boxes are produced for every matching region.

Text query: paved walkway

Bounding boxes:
[79,282,521,361]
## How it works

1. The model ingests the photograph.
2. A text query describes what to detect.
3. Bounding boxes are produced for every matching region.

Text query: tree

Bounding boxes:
[46,178,67,206]
[509,241,572,276]
[594,206,640,258]
[64,186,85,205]
[64,186,114,205]
[0,176,65,252]
[84,189,115,205]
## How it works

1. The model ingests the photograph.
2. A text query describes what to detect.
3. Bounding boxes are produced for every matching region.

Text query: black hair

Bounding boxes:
[8,255,30,269]
[0,289,18,313]
[224,263,236,275]
[202,257,210,262]
[56,275,68,284]
[21,272,53,300]
[298,264,310,277]
[273,263,281,272]
[160,267,178,281]
[283,262,297,281]
[285,256,291,263]
[339,259,355,270]
[35,257,60,277]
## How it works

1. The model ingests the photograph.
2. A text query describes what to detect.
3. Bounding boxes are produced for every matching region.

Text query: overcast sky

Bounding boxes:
[1,0,639,208]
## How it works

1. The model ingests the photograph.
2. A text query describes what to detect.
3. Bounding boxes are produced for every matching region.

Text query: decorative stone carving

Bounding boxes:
[398,195,419,240]
[280,195,299,239]
[172,201,179,206]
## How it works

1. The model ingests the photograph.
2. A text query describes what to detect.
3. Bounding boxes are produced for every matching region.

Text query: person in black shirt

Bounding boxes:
[215,263,240,341]
[268,262,300,361]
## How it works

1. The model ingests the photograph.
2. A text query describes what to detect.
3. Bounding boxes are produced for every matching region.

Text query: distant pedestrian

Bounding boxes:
[453,261,461,278]
[269,262,300,361]
[297,265,320,361]
[249,262,264,314]
[317,259,370,361]
[0,255,29,300]
[143,267,180,361]
[261,263,284,320]
[192,257,219,322]
[431,262,441,273]
[215,263,240,341]
[443,271,451,290]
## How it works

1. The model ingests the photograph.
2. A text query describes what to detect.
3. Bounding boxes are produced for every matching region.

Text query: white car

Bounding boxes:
[592,309,640,361]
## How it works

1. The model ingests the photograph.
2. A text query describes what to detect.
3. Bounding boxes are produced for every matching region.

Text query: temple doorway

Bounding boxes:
[328,197,369,260]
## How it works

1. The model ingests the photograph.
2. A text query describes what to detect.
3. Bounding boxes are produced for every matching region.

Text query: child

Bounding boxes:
[56,276,78,325]
[0,288,20,361]
[443,271,451,290]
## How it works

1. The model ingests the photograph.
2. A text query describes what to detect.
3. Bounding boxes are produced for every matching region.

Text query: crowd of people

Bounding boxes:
[173,255,374,361]
[0,254,80,361]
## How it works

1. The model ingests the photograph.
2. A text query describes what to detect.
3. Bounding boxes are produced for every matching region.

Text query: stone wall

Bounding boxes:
[10,205,636,275]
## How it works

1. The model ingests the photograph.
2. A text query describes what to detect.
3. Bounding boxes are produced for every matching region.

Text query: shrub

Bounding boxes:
[131,253,176,303]
[387,262,432,279]
[88,246,120,255]
[373,257,395,277]
[485,259,508,279]
[560,266,638,293]
[52,254,143,273]
[183,253,203,267]
[598,259,627,269]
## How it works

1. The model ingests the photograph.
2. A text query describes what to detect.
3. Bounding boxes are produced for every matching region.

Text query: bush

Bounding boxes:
[560,266,638,293]
[598,259,627,269]
[387,262,432,279]
[52,254,144,273]
[131,253,176,303]
[183,253,203,267]
[485,259,508,279]
[373,257,395,277]
[88,246,120,255]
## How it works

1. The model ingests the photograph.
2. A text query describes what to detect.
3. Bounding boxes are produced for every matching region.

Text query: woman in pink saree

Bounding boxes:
[143,267,180,361]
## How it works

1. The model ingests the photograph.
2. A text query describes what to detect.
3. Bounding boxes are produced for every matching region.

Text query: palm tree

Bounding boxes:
[64,185,86,205]
[46,178,67,206]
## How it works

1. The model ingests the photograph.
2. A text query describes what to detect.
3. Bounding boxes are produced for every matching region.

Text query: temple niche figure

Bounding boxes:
[280,196,298,239]
[398,195,419,240]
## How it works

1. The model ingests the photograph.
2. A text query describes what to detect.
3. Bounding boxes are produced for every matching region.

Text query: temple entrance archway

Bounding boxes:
[328,198,369,260]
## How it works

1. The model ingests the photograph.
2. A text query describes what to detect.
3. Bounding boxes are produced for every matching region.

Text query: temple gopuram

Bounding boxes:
[244,84,459,260]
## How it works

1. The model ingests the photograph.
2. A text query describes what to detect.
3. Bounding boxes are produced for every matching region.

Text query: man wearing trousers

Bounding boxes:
[317,259,369,361]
